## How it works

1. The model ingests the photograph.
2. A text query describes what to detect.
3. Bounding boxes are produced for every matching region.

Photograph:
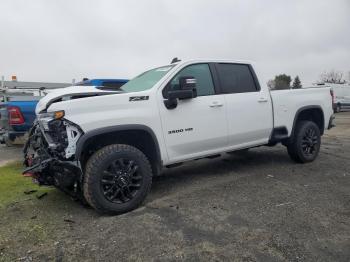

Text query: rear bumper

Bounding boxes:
[7,131,26,141]
[328,114,336,129]
[0,130,26,143]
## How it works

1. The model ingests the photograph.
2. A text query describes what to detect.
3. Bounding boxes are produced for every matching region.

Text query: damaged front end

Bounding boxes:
[23,111,84,198]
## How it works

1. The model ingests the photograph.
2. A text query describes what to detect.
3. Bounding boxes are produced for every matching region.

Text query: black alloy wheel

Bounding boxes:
[300,127,319,157]
[101,158,142,204]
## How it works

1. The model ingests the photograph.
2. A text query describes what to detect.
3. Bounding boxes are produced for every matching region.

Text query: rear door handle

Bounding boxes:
[209,101,223,107]
[258,97,268,103]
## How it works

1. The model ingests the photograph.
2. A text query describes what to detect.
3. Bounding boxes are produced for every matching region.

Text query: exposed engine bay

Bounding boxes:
[23,114,84,198]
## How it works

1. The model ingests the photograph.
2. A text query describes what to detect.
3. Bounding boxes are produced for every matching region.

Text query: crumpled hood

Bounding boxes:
[35,85,121,114]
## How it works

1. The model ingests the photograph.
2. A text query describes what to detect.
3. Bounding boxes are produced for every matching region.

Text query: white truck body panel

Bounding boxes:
[224,87,273,147]
[157,93,228,163]
[271,88,333,136]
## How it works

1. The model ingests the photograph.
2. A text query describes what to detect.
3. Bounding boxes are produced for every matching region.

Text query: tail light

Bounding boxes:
[8,106,25,125]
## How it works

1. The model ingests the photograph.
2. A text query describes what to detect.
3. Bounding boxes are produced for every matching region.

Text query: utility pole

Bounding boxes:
[1,76,8,102]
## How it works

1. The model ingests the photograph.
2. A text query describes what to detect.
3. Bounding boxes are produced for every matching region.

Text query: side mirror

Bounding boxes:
[164,76,197,109]
[180,76,197,92]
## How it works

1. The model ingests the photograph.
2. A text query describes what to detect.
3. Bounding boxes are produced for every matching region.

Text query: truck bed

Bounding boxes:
[271,87,333,135]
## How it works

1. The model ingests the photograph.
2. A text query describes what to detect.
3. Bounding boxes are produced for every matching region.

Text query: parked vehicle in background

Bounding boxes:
[24,59,335,215]
[0,99,39,146]
[331,84,350,112]
[315,83,350,113]
[76,79,128,89]
[0,79,71,145]
[0,104,7,144]
[0,79,128,145]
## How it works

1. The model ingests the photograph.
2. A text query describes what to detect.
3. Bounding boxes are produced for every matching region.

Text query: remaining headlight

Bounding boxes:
[38,110,65,120]
[37,110,65,131]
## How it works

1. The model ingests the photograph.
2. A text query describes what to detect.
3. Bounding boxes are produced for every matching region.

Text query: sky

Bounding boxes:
[0,0,349,86]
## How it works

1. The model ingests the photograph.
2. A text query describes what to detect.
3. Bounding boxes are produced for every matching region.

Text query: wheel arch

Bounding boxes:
[75,124,162,175]
[291,105,325,137]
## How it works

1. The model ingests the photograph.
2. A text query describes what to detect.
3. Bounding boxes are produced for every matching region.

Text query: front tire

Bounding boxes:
[83,144,153,214]
[287,121,321,163]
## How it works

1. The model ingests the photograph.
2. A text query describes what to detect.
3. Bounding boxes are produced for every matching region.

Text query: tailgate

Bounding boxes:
[7,101,38,132]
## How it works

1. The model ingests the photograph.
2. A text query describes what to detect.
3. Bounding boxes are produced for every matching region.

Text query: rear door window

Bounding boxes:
[216,63,258,94]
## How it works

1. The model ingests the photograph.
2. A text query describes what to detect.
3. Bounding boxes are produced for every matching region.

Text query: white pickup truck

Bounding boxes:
[24,59,335,214]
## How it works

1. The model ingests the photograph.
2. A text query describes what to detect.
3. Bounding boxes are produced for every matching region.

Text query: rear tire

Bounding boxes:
[287,121,321,163]
[83,144,153,215]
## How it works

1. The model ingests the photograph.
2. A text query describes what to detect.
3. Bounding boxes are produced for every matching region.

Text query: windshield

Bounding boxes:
[121,65,174,92]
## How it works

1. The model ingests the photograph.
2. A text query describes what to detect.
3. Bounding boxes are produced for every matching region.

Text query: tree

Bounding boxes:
[292,76,302,89]
[274,74,291,90]
[320,70,345,84]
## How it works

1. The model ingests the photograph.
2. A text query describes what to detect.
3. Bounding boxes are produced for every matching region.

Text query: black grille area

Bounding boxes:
[47,120,68,151]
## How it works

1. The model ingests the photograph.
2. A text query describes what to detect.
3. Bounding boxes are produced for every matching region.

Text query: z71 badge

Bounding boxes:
[129,96,149,101]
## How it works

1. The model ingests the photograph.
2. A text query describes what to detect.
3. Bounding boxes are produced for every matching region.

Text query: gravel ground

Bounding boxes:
[0,112,349,261]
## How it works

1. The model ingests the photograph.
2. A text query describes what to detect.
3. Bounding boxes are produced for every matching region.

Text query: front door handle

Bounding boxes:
[258,97,268,103]
[209,101,224,107]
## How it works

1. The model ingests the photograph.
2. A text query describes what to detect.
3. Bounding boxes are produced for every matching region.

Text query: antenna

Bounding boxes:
[171,57,181,64]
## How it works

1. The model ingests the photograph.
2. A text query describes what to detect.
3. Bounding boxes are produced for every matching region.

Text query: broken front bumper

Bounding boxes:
[23,117,83,192]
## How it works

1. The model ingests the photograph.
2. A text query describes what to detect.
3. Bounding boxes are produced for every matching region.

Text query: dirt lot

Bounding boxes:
[0,112,349,261]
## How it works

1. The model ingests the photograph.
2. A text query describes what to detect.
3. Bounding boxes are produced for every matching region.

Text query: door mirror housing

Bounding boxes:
[164,76,197,109]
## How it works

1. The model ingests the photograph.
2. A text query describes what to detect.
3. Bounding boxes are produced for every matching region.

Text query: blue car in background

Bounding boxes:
[0,100,39,145]
[0,79,128,145]
[76,78,128,89]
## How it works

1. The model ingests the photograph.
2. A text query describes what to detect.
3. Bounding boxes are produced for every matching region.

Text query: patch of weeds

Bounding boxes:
[0,161,51,208]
